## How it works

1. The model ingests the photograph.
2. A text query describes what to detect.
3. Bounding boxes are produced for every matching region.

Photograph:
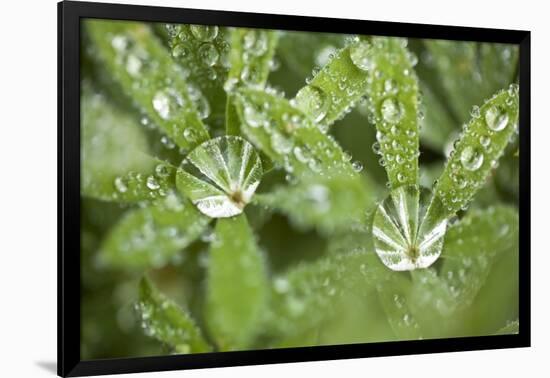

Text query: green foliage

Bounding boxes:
[293,39,371,128]
[87,20,210,150]
[434,86,519,216]
[205,215,268,350]
[137,277,211,353]
[99,192,210,269]
[365,37,421,188]
[81,18,521,359]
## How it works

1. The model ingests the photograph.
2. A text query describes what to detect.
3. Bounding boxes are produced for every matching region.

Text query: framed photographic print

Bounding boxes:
[58,0,530,376]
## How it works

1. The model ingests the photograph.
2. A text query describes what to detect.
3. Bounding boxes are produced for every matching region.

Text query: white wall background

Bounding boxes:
[0,0,547,376]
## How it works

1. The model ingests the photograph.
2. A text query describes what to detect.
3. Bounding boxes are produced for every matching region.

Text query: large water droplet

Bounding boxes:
[152,88,185,120]
[198,43,219,67]
[484,106,509,132]
[372,186,448,271]
[381,98,403,124]
[114,177,128,193]
[189,25,219,41]
[460,146,484,171]
[177,136,262,218]
[294,85,330,123]
[349,42,374,71]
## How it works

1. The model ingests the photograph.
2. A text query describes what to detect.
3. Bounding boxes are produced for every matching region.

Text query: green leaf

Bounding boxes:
[433,85,519,216]
[264,248,383,344]
[292,39,371,128]
[254,173,374,235]
[176,136,263,219]
[99,192,210,269]
[224,29,279,135]
[376,272,424,340]
[81,86,178,202]
[234,88,357,177]
[205,214,268,350]
[166,24,230,128]
[137,277,211,353]
[366,37,421,188]
[403,206,518,338]
[225,29,279,92]
[439,206,519,309]
[86,19,210,151]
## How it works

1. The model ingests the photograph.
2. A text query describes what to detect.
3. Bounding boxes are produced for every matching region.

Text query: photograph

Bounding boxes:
[79,18,520,360]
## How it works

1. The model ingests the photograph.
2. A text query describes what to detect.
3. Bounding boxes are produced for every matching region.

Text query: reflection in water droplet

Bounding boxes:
[198,43,219,67]
[152,88,185,120]
[372,186,448,271]
[295,85,330,123]
[349,42,374,71]
[146,176,160,190]
[243,30,268,56]
[177,136,262,218]
[460,146,484,171]
[381,98,403,124]
[485,106,509,132]
[352,161,363,172]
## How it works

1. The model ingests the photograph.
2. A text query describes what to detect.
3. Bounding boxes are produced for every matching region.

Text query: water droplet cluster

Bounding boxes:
[224,29,277,93]
[236,90,357,178]
[372,185,448,271]
[164,24,231,127]
[435,84,519,215]
[364,37,420,188]
[291,39,372,128]
[176,136,263,218]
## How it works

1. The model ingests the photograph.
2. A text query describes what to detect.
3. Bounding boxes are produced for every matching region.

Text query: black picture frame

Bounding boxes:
[58,1,531,376]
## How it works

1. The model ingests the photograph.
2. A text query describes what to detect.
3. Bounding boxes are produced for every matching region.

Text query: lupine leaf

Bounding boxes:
[292,39,371,129]
[366,37,421,188]
[433,85,519,216]
[439,206,518,309]
[225,29,279,92]
[81,86,178,202]
[205,215,268,350]
[254,174,375,235]
[137,277,211,353]
[224,29,279,135]
[263,248,383,344]
[99,192,210,269]
[234,88,357,177]
[402,206,518,337]
[166,24,230,128]
[86,20,210,151]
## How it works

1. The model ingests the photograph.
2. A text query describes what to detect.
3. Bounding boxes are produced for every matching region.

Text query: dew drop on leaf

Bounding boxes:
[460,146,484,171]
[381,98,403,124]
[198,43,219,67]
[176,136,263,218]
[484,105,509,132]
[146,176,160,190]
[114,176,128,193]
[372,185,448,271]
[152,88,185,120]
[294,85,330,123]
[351,161,364,172]
[189,25,219,42]
[349,42,374,71]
